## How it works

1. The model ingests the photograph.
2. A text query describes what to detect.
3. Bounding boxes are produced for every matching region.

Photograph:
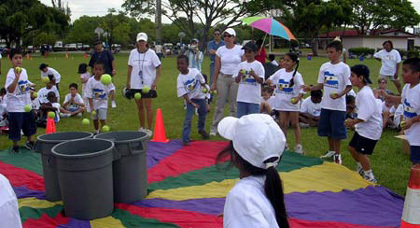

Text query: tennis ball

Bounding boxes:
[401,120,406,128]
[202,87,208,93]
[210,90,217,95]
[42,77,50,83]
[134,92,142,100]
[240,69,246,74]
[101,74,112,85]
[142,85,151,93]
[48,112,55,119]
[24,104,31,112]
[102,125,110,132]
[91,110,97,116]
[32,92,38,98]
[291,98,297,104]
[15,67,22,73]
[82,118,90,125]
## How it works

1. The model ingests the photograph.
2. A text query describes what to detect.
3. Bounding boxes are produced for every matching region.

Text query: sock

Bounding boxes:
[356,162,362,169]
[364,169,374,178]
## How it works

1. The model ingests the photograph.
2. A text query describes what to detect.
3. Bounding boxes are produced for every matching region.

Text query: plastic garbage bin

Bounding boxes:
[35,132,93,201]
[52,138,115,220]
[95,131,150,203]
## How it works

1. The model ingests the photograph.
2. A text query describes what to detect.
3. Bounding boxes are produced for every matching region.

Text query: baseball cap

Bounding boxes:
[39,63,48,70]
[191,38,199,44]
[223,28,236,37]
[351,64,372,84]
[93,39,102,46]
[242,42,257,52]
[136,32,148,42]
[218,114,286,169]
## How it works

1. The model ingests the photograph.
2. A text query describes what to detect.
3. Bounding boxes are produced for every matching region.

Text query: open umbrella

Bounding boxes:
[241,16,296,41]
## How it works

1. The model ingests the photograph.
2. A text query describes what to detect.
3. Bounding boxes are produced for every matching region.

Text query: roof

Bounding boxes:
[319,29,418,38]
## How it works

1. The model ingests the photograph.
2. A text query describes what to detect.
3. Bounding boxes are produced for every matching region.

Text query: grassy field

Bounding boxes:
[0,52,411,195]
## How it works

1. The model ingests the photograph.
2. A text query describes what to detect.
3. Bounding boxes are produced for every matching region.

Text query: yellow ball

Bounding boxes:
[202,88,208,93]
[101,74,112,85]
[102,125,110,132]
[142,85,151,93]
[15,67,22,73]
[91,110,97,116]
[134,92,142,100]
[32,92,38,98]
[24,105,31,112]
[48,112,55,119]
[82,118,90,125]
[42,77,50,83]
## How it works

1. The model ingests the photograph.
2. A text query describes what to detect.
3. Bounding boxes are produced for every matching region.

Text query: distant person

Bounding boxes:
[38,76,59,105]
[269,54,278,66]
[255,39,267,64]
[60,83,85,118]
[187,39,204,71]
[79,63,92,112]
[333,36,348,63]
[299,89,322,127]
[207,29,225,85]
[39,63,61,91]
[374,40,402,94]
[155,43,163,60]
[40,91,60,123]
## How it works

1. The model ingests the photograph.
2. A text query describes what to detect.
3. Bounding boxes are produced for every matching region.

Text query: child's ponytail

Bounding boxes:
[286,52,299,88]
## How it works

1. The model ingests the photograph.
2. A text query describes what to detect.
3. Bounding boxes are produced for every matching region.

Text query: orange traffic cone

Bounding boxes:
[46,116,56,134]
[401,165,420,227]
[65,51,69,59]
[84,52,89,60]
[151,108,169,143]
[26,53,31,60]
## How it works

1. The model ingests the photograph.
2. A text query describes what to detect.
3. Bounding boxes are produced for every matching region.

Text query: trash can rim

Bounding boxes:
[94,131,150,143]
[37,131,94,143]
[51,138,114,158]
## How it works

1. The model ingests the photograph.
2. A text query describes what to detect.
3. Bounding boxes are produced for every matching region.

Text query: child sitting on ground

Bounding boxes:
[0,88,8,131]
[299,89,322,127]
[38,76,60,105]
[60,83,85,118]
[346,95,356,119]
[381,98,398,129]
[40,92,60,123]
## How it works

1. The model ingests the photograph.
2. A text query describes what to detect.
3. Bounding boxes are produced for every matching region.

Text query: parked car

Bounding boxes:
[53,41,64,52]
[67,43,77,51]
[82,44,90,51]
[111,44,121,53]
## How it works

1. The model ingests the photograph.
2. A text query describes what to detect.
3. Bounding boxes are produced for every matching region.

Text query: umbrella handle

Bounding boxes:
[260,33,268,53]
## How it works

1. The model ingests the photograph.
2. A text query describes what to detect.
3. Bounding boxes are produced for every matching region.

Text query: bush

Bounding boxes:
[395,49,407,58]
[407,50,419,58]
[348,47,375,56]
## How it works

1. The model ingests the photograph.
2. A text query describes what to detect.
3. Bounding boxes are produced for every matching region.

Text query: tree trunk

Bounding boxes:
[311,38,319,56]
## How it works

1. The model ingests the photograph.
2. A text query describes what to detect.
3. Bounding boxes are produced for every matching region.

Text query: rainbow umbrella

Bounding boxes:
[241,16,296,41]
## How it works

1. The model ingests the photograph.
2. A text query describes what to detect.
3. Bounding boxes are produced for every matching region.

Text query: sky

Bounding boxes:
[41,0,420,24]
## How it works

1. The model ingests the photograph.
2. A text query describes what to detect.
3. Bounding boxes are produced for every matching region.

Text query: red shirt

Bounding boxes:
[255,47,266,64]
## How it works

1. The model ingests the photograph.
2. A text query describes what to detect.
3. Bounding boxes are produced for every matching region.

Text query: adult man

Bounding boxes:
[207,29,225,85]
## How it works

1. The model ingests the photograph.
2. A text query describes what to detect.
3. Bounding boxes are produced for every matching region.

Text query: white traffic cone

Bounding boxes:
[401,165,420,227]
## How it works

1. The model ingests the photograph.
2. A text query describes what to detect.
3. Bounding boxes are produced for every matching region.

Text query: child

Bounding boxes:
[374,40,402,94]
[346,95,356,119]
[60,83,86,118]
[39,63,61,91]
[40,92,61,123]
[303,41,352,164]
[268,54,278,66]
[176,55,209,146]
[5,48,37,153]
[38,76,60,105]
[376,78,392,101]
[187,39,204,71]
[345,64,383,183]
[79,63,92,112]
[0,88,8,131]
[299,89,322,127]
[216,114,289,228]
[381,98,398,129]
[260,86,275,115]
[86,61,115,134]
[382,58,420,167]
[234,42,265,118]
[267,52,305,154]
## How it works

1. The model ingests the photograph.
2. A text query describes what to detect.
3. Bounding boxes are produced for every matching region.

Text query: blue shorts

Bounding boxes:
[8,112,37,141]
[410,146,420,164]
[318,108,347,140]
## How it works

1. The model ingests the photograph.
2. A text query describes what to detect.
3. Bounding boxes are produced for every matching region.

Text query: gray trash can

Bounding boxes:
[95,131,150,203]
[52,138,115,220]
[35,132,93,201]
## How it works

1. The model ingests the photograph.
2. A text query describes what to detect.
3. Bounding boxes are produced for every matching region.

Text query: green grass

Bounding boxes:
[0,52,411,195]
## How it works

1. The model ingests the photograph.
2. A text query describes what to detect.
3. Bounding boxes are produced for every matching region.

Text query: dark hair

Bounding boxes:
[216,143,289,228]
[39,63,48,71]
[256,39,264,47]
[268,54,276,61]
[69,83,78,90]
[214,28,221,33]
[350,64,370,84]
[78,63,88,74]
[383,40,393,49]
[346,95,355,104]
[327,40,343,52]
[0,88,6,96]
[202,74,208,83]
[9,48,22,59]
[403,58,420,73]
[310,89,322,98]
[93,60,104,67]
[177,54,189,64]
[262,86,273,94]
[285,52,300,87]
[47,92,56,101]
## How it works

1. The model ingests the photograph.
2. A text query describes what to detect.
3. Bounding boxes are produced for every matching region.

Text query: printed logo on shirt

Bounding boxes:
[184,78,198,92]
[276,79,293,94]
[18,80,30,95]
[384,54,394,61]
[323,71,339,89]
[403,99,417,118]
[313,108,321,116]
[240,70,257,85]
[92,88,106,99]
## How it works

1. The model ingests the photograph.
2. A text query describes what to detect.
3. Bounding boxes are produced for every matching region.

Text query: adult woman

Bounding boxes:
[373,40,402,93]
[126,32,162,134]
[210,28,245,136]
[217,114,289,228]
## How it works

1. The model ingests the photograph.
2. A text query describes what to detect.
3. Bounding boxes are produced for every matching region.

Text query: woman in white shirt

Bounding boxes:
[210,28,245,136]
[126,32,162,134]
[374,40,402,93]
[217,114,289,228]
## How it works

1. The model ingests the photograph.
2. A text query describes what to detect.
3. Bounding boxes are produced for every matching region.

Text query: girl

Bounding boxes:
[267,53,305,154]
[79,63,91,112]
[216,114,289,228]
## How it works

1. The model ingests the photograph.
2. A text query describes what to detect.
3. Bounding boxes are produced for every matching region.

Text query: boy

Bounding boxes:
[40,92,61,123]
[382,58,420,167]
[345,65,383,183]
[86,61,115,134]
[299,89,322,127]
[38,77,60,105]
[176,55,209,146]
[60,83,85,118]
[5,49,36,152]
[39,63,61,91]
[303,41,352,164]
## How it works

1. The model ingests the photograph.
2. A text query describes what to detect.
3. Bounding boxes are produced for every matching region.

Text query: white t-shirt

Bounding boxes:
[234,60,265,104]
[128,49,161,89]
[373,49,401,76]
[382,102,396,114]
[354,86,383,140]
[52,102,61,122]
[85,77,115,110]
[347,89,357,97]
[63,93,84,110]
[393,104,404,127]
[401,84,420,146]
[80,72,91,97]
[269,68,305,111]
[224,175,278,228]
[5,68,32,113]
[0,96,7,120]
[31,97,40,110]
[41,67,61,83]
[0,174,22,228]
[300,97,321,117]
[177,68,206,100]
[38,86,60,104]
[317,62,351,112]
[271,60,278,66]
[216,45,244,75]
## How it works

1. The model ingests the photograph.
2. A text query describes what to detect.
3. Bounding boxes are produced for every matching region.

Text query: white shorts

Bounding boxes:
[379,74,397,81]
[92,108,107,120]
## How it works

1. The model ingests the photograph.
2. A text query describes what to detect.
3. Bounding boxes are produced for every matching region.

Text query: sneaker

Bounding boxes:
[299,122,310,128]
[77,113,83,117]
[320,151,336,158]
[24,141,35,151]
[363,174,377,183]
[145,129,153,136]
[294,144,304,154]
[60,113,71,118]
[195,108,198,116]
[112,100,117,108]
[210,129,217,136]
[333,153,342,164]
[9,146,20,153]
[198,130,210,139]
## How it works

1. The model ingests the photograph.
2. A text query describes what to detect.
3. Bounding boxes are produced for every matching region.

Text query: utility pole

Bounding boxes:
[155,0,162,45]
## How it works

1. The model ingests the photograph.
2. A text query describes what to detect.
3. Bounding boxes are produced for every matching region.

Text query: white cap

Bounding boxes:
[136,32,148,42]
[218,114,286,169]
[333,36,341,42]
[223,28,236,37]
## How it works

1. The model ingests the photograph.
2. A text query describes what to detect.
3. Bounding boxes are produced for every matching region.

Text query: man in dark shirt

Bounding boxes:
[89,39,116,76]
